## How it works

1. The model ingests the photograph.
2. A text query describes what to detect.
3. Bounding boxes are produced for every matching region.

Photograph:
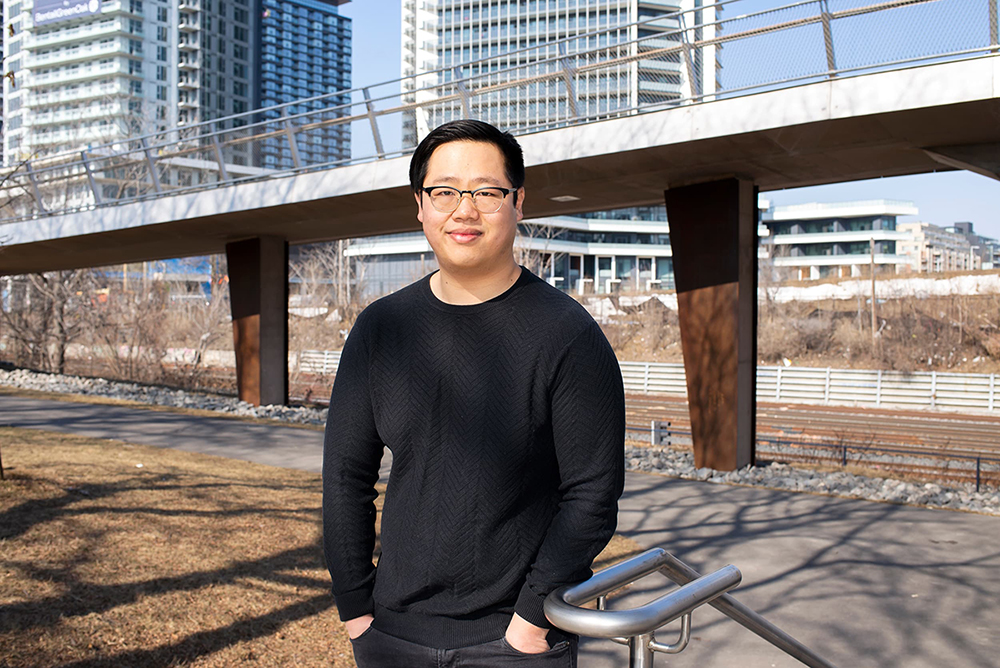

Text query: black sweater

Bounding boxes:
[322,269,625,649]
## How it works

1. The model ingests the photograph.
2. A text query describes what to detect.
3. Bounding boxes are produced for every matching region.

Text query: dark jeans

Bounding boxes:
[351,625,578,668]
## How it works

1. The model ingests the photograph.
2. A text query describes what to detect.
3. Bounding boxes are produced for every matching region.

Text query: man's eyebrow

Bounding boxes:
[426,175,508,187]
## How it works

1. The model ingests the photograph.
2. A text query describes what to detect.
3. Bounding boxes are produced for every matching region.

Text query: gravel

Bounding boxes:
[3,367,998,516]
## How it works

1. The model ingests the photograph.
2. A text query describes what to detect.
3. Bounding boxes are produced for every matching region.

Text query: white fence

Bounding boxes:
[303,351,997,413]
[298,350,342,376]
[620,362,998,413]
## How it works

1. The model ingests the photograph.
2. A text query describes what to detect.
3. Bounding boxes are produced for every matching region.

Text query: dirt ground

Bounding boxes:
[0,428,642,668]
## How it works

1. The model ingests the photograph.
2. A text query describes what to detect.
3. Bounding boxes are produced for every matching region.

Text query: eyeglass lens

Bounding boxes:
[428,187,507,213]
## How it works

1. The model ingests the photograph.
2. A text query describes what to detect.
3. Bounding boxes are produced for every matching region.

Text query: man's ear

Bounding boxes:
[514,188,525,222]
[415,191,425,224]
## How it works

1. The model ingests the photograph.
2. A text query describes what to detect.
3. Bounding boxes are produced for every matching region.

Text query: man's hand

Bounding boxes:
[344,614,374,640]
[505,613,550,654]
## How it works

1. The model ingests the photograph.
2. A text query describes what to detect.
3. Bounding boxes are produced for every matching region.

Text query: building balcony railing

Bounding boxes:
[26,61,129,87]
[770,230,911,245]
[27,22,129,49]
[28,83,130,106]
[28,41,126,67]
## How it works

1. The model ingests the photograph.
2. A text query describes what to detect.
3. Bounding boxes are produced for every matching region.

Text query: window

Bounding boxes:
[233,81,246,96]
[157,6,167,21]
[156,85,166,100]
[234,44,247,59]
[129,39,143,55]
[156,65,166,81]
[233,26,247,41]
[157,45,167,61]
[129,0,143,14]
[128,58,143,75]
[233,62,245,78]
[157,25,168,41]
[129,19,143,34]
[130,80,143,95]
[234,7,247,22]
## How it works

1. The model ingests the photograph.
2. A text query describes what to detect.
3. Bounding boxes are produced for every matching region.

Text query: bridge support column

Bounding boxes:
[664,179,758,471]
[225,236,288,406]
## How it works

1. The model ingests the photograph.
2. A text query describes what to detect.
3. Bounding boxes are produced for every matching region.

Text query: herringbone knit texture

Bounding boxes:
[323,269,625,649]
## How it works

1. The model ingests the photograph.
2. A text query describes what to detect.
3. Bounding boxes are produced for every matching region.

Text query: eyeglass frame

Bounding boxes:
[420,185,516,213]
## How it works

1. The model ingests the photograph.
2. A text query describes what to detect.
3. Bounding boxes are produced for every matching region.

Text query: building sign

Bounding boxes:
[33,0,101,27]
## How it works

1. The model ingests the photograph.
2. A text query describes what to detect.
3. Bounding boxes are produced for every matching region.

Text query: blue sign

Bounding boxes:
[33,0,101,27]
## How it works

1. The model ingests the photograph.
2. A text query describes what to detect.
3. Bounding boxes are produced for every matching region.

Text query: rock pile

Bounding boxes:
[3,367,997,515]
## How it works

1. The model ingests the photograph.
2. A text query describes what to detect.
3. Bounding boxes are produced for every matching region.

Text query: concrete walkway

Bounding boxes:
[3,393,999,667]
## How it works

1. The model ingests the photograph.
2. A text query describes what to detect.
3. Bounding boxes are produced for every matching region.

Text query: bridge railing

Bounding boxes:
[0,0,994,224]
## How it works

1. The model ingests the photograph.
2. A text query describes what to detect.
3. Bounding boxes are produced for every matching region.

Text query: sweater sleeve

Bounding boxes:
[514,321,626,627]
[322,310,386,621]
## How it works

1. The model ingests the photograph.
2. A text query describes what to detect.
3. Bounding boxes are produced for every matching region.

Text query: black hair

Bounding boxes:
[409,119,525,197]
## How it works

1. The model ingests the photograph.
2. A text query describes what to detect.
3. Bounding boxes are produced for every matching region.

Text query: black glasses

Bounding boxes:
[421,186,513,214]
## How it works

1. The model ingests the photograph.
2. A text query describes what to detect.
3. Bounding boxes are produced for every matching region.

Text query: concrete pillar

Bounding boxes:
[225,236,288,406]
[664,179,757,471]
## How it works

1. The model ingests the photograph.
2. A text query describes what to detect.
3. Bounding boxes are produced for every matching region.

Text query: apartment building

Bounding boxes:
[2,0,352,172]
[400,0,720,147]
[256,0,351,169]
[759,200,917,280]
[897,221,988,273]
[3,0,174,164]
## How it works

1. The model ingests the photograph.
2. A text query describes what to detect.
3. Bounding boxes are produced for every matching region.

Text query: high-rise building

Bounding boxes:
[256,0,351,169]
[2,0,353,174]
[2,0,174,165]
[401,0,719,148]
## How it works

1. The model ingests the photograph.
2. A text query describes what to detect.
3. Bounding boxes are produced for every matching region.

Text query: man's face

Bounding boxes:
[416,140,524,276]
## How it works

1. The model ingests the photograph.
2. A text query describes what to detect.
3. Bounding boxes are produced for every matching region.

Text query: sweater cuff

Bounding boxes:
[335,585,375,622]
[514,583,553,629]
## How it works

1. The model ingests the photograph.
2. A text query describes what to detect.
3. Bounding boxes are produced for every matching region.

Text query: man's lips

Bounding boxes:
[447,229,482,243]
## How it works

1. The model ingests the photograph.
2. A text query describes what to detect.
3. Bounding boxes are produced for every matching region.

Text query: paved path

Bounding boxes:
[3,393,999,667]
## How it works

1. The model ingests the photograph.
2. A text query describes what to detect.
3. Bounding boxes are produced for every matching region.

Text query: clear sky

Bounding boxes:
[339,0,1000,240]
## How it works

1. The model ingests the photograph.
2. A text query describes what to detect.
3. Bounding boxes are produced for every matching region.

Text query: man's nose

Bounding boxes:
[453,192,479,216]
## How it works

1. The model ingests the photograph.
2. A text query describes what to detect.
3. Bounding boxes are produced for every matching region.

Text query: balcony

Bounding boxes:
[179,19,200,32]
[179,0,201,11]
[26,60,126,87]
[28,82,128,106]
[178,77,200,89]
[179,39,200,51]
[26,104,125,126]
[28,41,126,67]
[28,21,128,50]
[179,58,201,70]
[179,98,199,109]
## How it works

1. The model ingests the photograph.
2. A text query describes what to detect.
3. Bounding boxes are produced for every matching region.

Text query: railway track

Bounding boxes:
[625,393,1000,489]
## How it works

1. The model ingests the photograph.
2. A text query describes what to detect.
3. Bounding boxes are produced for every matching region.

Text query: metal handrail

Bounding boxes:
[545,547,836,667]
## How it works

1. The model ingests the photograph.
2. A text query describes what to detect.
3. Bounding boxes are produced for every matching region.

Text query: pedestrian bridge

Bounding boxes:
[1,0,998,469]
[1,0,996,272]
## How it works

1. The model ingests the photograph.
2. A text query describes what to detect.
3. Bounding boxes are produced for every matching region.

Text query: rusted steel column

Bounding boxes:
[225,236,289,406]
[664,179,757,470]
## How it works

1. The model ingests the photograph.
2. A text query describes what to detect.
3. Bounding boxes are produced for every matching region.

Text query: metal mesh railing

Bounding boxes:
[0,0,995,224]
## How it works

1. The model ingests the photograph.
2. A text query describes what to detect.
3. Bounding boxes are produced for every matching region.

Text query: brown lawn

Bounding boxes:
[0,427,642,667]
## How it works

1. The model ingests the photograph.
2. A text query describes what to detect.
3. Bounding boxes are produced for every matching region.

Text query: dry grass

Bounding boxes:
[0,428,643,667]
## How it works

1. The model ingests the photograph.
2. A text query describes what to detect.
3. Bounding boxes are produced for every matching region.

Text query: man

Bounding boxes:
[323,119,625,667]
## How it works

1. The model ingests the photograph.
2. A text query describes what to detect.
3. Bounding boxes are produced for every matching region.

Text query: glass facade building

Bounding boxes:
[257,0,351,169]
[401,0,719,147]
